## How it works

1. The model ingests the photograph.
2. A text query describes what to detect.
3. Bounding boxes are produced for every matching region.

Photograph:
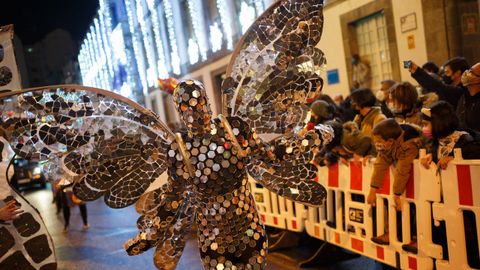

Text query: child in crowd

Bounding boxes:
[420,100,480,169]
[389,81,422,126]
[419,101,480,267]
[367,119,422,250]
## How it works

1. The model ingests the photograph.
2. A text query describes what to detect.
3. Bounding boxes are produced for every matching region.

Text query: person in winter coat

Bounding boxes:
[419,100,480,169]
[409,60,480,132]
[389,81,422,126]
[350,88,386,137]
[367,119,422,249]
[419,101,480,268]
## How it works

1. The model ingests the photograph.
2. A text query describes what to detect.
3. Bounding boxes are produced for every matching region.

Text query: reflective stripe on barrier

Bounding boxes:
[433,158,480,270]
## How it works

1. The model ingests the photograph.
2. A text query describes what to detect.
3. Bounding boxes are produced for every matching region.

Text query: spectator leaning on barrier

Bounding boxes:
[350,88,386,138]
[298,100,336,136]
[388,81,422,126]
[315,94,345,122]
[409,60,480,132]
[341,121,375,165]
[419,101,480,268]
[368,119,421,209]
[367,119,422,246]
[419,101,480,170]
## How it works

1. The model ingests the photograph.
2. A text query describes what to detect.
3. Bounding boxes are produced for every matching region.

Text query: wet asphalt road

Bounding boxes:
[22,185,380,270]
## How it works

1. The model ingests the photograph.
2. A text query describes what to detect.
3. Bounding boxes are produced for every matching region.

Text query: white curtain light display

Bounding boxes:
[78,0,272,102]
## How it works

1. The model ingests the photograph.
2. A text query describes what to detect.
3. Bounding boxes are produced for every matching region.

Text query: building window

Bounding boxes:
[354,12,393,88]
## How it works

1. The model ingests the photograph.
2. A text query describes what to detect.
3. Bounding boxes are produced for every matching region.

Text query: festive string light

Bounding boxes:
[137,0,159,87]
[163,0,181,74]
[210,22,223,53]
[146,0,169,78]
[187,0,207,61]
[188,38,200,64]
[254,0,265,14]
[217,0,234,50]
[78,0,269,95]
[239,1,256,34]
[125,0,148,93]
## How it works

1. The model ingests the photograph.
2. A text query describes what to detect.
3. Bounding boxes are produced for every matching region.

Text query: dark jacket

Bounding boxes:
[412,68,480,132]
[380,101,394,118]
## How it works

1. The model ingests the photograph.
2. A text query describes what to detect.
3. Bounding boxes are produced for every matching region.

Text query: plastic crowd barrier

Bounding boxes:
[250,151,479,270]
[432,150,480,270]
[248,176,306,232]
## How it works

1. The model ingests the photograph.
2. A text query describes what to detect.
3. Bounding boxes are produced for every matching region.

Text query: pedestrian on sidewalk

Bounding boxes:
[58,180,89,232]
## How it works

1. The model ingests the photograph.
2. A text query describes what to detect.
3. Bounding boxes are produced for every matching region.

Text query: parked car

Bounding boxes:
[10,158,47,190]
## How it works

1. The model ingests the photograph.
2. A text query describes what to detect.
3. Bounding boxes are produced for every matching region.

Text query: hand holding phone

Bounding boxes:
[403,60,412,69]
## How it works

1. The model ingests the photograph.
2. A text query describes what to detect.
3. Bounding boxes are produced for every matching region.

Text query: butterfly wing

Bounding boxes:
[0,85,175,208]
[223,0,326,135]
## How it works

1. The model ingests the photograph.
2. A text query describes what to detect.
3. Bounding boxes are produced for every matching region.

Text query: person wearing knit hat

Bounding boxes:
[299,100,335,136]
[310,100,334,124]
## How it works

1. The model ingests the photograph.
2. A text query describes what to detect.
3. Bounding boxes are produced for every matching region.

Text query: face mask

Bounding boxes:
[442,74,453,85]
[376,91,385,102]
[461,70,480,86]
[374,142,392,155]
[422,128,433,139]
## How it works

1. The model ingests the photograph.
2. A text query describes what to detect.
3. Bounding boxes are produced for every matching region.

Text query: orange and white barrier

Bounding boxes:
[251,151,480,269]
[248,177,306,232]
[432,150,480,270]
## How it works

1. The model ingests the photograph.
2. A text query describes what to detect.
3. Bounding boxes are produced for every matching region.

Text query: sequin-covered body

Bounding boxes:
[167,116,267,270]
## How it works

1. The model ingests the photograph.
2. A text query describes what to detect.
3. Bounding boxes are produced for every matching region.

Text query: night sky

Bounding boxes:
[0,0,99,46]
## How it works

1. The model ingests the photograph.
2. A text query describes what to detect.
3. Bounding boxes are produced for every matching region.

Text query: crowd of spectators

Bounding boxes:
[302,56,480,266]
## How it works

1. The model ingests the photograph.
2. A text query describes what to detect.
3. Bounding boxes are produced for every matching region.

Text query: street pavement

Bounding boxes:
[23,185,382,270]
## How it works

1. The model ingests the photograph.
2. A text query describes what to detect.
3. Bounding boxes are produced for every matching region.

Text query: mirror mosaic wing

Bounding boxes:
[223,0,326,135]
[247,127,332,207]
[0,85,175,208]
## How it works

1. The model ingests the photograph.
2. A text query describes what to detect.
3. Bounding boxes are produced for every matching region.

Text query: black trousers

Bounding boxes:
[60,190,88,227]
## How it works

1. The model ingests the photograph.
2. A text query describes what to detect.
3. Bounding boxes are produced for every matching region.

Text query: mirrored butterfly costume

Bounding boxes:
[0,0,329,269]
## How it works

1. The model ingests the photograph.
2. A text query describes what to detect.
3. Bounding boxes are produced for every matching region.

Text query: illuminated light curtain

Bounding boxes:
[187,0,208,61]
[136,0,158,88]
[93,19,108,89]
[86,33,96,86]
[78,45,86,84]
[163,0,181,74]
[99,1,115,86]
[187,38,200,64]
[238,1,256,34]
[210,22,223,53]
[216,0,234,50]
[253,0,265,14]
[180,0,199,65]
[125,0,148,93]
[146,0,169,78]
[155,5,173,74]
